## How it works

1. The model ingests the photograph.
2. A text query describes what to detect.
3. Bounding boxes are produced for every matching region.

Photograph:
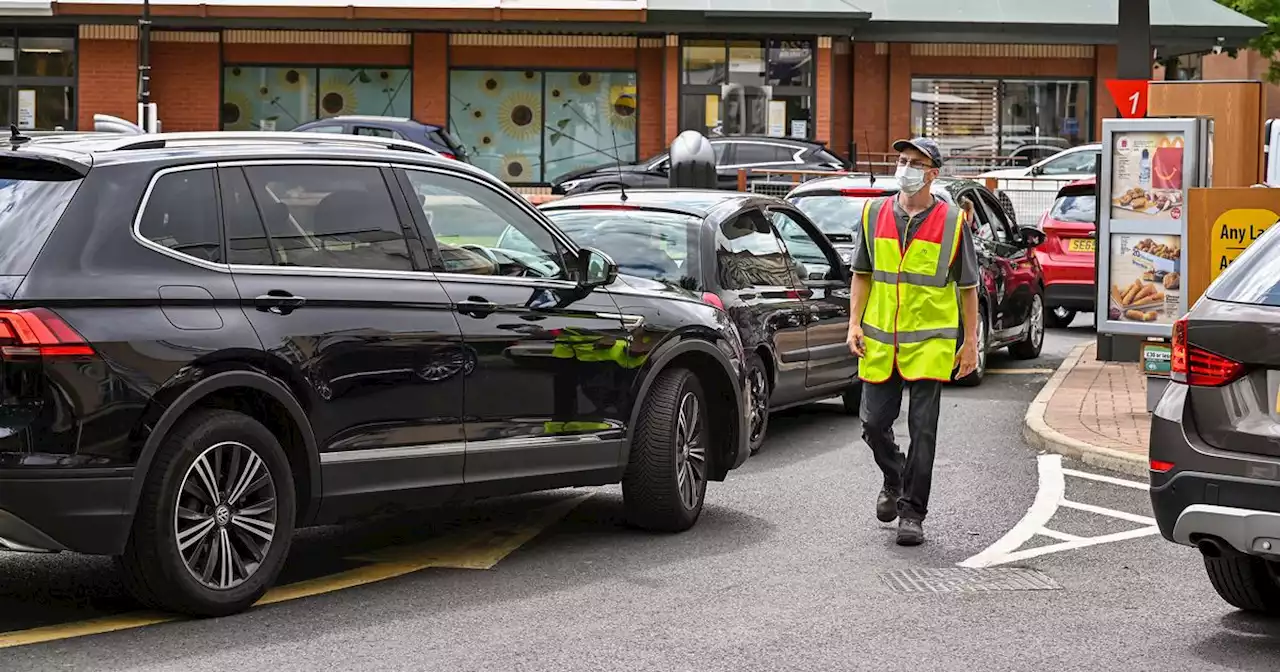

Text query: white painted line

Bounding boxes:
[1060,500,1158,526]
[980,527,1161,567]
[959,454,1065,568]
[1038,528,1083,542]
[1062,468,1149,491]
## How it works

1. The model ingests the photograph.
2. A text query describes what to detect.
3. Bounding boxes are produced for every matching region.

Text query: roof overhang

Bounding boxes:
[0,1,53,15]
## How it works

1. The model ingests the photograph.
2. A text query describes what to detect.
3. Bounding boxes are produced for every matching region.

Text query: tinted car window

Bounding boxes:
[138,169,222,263]
[305,125,344,134]
[404,170,565,279]
[0,177,81,275]
[733,143,794,165]
[356,126,403,139]
[542,209,700,287]
[1049,193,1097,223]
[1205,219,1280,307]
[769,210,831,280]
[240,165,412,271]
[1040,150,1098,175]
[790,195,876,237]
[220,168,273,266]
[717,210,794,289]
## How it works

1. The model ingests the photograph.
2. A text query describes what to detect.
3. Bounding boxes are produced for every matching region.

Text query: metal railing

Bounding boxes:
[979,176,1077,227]
[736,167,856,198]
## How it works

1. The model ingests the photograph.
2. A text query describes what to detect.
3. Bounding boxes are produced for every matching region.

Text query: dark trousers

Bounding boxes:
[860,370,943,522]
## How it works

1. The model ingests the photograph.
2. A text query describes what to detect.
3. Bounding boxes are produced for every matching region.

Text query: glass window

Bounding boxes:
[1002,80,1090,148]
[975,192,1013,243]
[447,69,638,185]
[219,167,275,266]
[1048,193,1097,223]
[138,170,222,263]
[240,165,411,271]
[544,209,701,287]
[1205,219,1280,307]
[769,210,831,281]
[733,142,796,165]
[305,125,345,134]
[717,210,794,290]
[0,177,82,275]
[0,37,13,73]
[403,170,565,279]
[680,38,814,140]
[767,40,813,88]
[356,126,401,139]
[1039,149,1099,176]
[727,41,766,87]
[17,37,74,78]
[23,86,72,130]
[790,195,871,238]
[221,66,412,131]
[683,40,726,86]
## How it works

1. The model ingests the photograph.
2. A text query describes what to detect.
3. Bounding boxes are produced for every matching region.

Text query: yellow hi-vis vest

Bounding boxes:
[858,196,964,383]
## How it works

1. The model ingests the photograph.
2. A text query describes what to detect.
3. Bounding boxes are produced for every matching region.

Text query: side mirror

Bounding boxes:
[1018,225,1047,249]
[578,247,618,289]
[1029,165,1044,177]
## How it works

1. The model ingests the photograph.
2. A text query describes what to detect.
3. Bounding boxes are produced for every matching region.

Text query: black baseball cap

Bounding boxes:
[892,137,944,168]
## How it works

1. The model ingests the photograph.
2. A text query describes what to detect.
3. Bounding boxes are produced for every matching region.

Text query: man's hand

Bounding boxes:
[955,341,979,378]
[847,324,866,357]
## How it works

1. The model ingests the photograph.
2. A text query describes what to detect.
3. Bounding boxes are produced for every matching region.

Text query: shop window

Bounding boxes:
[911,77,1091,173]
[17,37,74,78]
[0,30,76,130]
[447,69,638,186]
[221,66,412,132]
[679,38,814,140]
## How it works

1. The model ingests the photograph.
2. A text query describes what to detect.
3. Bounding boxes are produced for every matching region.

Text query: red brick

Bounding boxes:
[815,44,833,146]
[412,33,447,125]
[152,42,220,131]
[637,45,665,159]
[78,39,138,131]
[449,46,634,70]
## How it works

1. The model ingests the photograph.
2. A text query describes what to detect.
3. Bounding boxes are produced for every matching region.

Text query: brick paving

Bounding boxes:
[1042,343,1149,457]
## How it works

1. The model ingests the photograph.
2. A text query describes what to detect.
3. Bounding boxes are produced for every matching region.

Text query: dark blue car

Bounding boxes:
[292,115,470,163]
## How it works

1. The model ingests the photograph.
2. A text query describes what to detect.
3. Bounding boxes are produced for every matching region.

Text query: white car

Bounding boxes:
[978,143,1101,226]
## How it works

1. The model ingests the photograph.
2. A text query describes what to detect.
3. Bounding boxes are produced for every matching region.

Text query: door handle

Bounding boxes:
[458,296,498,318]
[254,290,305,315]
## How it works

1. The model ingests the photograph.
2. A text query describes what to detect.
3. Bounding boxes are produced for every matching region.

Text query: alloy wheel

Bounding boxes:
[174,440,278,591]
[674,392,707,510]
[976,315,987,374]
[748,367,768,444]
[1030,295,1046,350]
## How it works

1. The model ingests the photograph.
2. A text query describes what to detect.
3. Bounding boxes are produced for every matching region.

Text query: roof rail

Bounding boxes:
[102,131,441,156]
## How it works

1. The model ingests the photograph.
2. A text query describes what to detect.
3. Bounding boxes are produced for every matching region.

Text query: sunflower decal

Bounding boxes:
[276,68,308,93]
[480,76,502,96]
[498,90,541,141]
[318,75,358,117]
[609,91,637,131]
[500,154,534,181]
[221,92,254,131]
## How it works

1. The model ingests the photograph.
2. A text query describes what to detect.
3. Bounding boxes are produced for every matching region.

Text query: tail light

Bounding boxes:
[0,308,94,358]
[701,292,725,311]
[579,204,639,211]
[1150,459,1175,473]
[439,152,457,160]
[1171,317,1243,386]
[840,188,886,197]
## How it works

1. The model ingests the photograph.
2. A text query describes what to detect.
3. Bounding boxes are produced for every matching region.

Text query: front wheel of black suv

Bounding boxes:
[1204,554,1280,614]
[118,408,297,617]
[622,367,709,532]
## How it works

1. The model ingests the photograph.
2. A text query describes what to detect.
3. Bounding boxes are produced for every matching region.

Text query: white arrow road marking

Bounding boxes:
[959,454,1159,569]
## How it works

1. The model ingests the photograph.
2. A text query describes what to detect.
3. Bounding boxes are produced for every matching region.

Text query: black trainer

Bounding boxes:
[897,518,924,546]
[875,486,900,522]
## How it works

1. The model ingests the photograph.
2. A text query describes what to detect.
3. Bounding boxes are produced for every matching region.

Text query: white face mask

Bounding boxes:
[895,165,927,195]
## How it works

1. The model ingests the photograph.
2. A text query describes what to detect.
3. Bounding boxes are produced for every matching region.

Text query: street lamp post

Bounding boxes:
[137,0,153,132]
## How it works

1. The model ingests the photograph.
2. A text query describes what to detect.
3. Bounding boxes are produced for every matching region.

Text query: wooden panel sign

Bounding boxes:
[1186,187,1280,304]
[1148,80,1265,187]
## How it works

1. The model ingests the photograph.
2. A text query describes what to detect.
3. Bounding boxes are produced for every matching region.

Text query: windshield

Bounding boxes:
[0,176,82,275]
[790,195,875,236]
[1205,218,1280,307]
[1049,194,1096,223]
[537,209,701,287]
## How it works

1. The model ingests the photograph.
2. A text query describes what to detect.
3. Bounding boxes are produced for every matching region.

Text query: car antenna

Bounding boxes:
[8,124,30,149]
[863,130,875,187]
[609,120,628,202]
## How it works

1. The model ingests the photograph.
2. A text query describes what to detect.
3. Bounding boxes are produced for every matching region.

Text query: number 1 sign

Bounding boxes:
[1106,80,1150,119]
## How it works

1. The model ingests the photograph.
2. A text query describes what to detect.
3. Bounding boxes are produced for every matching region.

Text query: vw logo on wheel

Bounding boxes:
[214,504,231,527]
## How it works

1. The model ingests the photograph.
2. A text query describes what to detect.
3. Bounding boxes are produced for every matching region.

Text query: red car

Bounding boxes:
[1037,177,1097,328]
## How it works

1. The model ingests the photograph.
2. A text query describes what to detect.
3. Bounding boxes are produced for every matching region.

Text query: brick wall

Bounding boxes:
[221,43,410,66]
[852,42,888,159]
[637,45,665,158]
[814,42,832,147]
[151,42,220,131]
[412,33,447,125]
[78,39,137,131]
[449,46,634,70]
[831,44,852,159]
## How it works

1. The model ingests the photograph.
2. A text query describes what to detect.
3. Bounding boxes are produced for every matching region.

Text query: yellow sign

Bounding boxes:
[1209,207,1278,280]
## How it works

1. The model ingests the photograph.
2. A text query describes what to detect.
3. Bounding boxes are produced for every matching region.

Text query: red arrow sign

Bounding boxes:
[1106,79,1150,118]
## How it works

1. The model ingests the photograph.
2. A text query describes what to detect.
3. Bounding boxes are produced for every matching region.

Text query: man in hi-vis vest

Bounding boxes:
[846,137,980,546]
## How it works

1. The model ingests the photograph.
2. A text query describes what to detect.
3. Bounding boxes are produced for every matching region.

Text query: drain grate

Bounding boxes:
[879,567,1062,593]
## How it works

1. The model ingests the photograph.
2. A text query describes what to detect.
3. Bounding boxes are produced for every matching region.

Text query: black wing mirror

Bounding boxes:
[1018,225,1047,249]
[578,247,618,289]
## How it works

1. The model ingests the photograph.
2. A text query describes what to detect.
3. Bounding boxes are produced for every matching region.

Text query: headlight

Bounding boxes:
[839,250,853,263]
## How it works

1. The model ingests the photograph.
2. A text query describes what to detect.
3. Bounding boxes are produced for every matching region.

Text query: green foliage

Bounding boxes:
[1218,0,1280,82]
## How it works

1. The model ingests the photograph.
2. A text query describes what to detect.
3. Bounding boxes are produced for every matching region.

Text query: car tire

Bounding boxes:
[1204,554,1280,614]
[952,306,988,387]
[1009,292,1046,360]
[1046,306,1077,329]
[841,381,862,416]
[117,408,296,617]
[622,367,709,532]
[746,353,770,456]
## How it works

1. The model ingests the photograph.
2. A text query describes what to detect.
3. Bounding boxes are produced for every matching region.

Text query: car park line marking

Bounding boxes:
[0,492,592,650]
[960,455,1160,568]
[1061,468,1149,491]
[985,368,1056,375]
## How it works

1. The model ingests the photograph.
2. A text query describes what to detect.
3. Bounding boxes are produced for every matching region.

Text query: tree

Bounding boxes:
[1217,0,1280,82]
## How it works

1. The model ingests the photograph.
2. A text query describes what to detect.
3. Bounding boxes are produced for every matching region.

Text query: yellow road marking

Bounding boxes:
[0,492,593,649]
[985,368,1055,375]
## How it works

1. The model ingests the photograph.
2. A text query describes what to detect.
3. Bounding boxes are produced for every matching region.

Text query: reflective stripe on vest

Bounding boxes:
[858,196,964,383]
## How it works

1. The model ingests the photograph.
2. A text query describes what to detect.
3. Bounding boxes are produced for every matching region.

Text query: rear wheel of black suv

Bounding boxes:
[118,408,296,617]
[623,367,709,532]
[746,353,770,456]
[1204,554,1280,615]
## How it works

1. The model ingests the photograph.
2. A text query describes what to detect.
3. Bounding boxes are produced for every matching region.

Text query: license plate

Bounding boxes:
[1068,238,1095,253]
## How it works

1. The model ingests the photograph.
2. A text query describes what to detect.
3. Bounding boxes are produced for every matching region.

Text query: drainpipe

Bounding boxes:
[137,0,153,132]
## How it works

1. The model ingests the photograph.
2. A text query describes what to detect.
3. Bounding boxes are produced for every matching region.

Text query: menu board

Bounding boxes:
[1106,233,1182,326]
[1109,131,1185,221]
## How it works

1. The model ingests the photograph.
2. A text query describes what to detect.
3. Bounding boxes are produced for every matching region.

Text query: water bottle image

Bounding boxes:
[1139,148,1151,188]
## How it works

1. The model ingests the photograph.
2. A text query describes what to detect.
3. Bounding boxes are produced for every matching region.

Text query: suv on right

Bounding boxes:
[0,130,748,618]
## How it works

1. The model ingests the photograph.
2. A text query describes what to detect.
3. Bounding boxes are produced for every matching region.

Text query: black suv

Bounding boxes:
[0,130,748,617]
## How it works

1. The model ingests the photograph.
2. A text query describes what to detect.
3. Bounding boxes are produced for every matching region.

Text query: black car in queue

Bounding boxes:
[785,174,1048,385]
[531,189,860,456]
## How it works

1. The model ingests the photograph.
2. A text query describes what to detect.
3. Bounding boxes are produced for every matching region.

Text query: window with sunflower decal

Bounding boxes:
[222,66,412,132]
[448,69,638,185]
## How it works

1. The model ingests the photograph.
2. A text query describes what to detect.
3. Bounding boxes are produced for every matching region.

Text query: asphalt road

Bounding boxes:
[3,314,1278,671]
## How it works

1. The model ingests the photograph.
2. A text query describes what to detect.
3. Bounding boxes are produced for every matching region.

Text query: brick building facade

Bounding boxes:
[0,0,1262,187]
